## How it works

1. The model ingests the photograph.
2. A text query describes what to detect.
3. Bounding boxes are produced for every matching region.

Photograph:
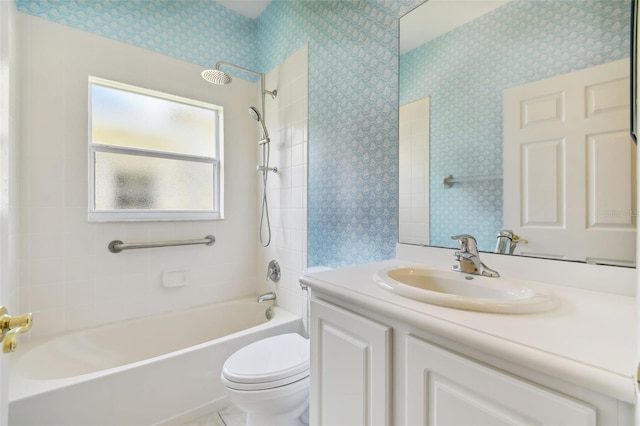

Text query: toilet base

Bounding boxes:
[244,395,308,426]
[247,409,308,426]
[244,396,308,426]
[224,378,309,426]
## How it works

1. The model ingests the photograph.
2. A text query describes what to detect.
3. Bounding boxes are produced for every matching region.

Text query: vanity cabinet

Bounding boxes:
[406,335,596,425]
[309,299,392,426]
[310,296,613,426]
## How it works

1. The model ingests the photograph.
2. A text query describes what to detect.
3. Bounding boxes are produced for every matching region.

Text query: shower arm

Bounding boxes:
[215,61,277,99]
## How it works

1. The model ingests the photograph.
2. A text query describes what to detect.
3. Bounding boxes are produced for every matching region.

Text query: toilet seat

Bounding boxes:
[221,333,310,391]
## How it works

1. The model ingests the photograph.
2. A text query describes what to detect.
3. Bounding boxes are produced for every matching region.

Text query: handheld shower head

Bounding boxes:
[249,106,270,144]
[201,68,232,85]
[249,106,261,121]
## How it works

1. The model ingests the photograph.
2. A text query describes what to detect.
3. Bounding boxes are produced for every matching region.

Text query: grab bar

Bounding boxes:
[442,174,502,189]
[108,235,216,254]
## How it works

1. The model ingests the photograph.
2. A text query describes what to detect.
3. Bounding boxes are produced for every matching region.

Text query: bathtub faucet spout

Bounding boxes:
[257,291,276,303]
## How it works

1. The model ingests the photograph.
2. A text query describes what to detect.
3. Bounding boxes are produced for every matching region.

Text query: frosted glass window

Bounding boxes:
[89,77,223,221]
[91,84,216,158]
[94,152,214,211]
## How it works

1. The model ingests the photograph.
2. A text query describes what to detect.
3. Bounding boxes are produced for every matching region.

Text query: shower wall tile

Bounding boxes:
[19,16,260,338]
[400,0,630,251]
[256,45,309,322]
[2,1,22,314]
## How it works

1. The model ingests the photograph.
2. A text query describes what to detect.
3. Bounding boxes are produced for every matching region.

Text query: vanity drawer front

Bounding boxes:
[405,335,596,425]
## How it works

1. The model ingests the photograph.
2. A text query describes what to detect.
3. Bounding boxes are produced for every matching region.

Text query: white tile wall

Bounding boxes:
[1,1,21,317]
[256,46,309,329]
[399,97,430,245]
[18,15,263,339]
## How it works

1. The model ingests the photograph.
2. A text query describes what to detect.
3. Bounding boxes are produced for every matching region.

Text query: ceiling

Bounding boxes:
[400,0,510,54]
[213,0,272,19]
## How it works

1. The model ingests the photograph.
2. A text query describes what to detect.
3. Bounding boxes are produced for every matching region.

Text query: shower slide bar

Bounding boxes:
[442,174,502,189]
[108,235,215,254]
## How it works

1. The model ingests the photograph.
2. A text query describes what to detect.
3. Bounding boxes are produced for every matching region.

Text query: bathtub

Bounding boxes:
[8,298,303,425]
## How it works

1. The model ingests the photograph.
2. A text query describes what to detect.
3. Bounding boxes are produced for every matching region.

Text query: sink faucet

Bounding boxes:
[257,291,276,303]
[451,234,500,277]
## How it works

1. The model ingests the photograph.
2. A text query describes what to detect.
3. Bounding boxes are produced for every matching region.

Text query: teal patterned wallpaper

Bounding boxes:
[15,0,422,268]
[400,0,630,252]
[258,0,420,267]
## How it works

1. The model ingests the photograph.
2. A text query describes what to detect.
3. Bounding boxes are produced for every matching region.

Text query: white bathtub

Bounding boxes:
[8,298,303,425]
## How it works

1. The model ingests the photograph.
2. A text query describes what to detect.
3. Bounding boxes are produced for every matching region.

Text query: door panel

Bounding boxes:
[504,59,636,264]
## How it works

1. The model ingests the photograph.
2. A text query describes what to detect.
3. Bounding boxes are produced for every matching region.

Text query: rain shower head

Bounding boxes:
[201,61,277,98]
[201,68,232,85]
[249,106,270,144]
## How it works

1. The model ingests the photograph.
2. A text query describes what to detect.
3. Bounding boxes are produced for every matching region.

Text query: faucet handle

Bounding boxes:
[450,234,478,252]
[267,260,281,282]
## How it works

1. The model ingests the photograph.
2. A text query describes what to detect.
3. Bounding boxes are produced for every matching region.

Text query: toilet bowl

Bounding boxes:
[221,333,310,426]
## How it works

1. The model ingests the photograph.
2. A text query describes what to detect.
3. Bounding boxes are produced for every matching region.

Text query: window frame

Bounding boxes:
[87,76,224,222]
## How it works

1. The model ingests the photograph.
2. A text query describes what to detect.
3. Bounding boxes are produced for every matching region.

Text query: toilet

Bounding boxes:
[221,333,310,426]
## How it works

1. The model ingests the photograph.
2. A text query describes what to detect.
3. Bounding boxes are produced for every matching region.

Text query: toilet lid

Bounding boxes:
[222,333,310,386]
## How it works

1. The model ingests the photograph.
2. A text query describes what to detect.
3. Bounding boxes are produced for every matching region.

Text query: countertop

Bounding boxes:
[300,255,638,404]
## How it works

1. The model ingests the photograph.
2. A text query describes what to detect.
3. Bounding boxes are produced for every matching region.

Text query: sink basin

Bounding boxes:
[374,266,558,314]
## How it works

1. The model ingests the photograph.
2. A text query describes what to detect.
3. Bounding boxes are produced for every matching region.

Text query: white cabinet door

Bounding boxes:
[503,59,636,264]
[310,299,392,426]
[405,335,596,425]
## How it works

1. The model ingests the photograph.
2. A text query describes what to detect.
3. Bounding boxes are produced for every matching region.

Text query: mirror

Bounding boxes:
[399,0,636,266]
